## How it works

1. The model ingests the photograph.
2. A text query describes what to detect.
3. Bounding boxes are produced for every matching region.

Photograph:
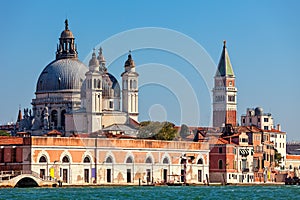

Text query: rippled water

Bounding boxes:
[0,185,300,200]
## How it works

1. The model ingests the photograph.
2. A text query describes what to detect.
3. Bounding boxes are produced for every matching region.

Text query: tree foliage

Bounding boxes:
[274,149,282,166]
[138,121,177,140]
[0,130,10,136]
[179,124,190,138]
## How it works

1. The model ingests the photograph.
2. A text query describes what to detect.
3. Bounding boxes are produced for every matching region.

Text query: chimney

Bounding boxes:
[277,124,281,131]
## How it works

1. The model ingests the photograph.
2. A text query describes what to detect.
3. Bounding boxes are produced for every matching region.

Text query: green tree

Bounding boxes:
[0,130,10,136]
[274,149,282,166]
[138,121,177,140]
[179,124,190,138]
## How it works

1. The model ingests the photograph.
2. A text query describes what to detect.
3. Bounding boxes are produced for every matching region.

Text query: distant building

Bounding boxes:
[240,107,274,130]
[268,127,286,169]
[287,142,300,155]
[208,130,254,184]
[213,41,237,127]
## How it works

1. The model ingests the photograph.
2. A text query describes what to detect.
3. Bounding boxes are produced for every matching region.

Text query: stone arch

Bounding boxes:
[162,157,170,164]
[61,109,66,128]
[81,153,93,164]
[51,110,58,128]
[161,153,171,164]
[15,177,39,188]
[145,156,153,164]
[104,152,115,164]
[124,152,134,164]
[83,156,91,163]
[60,151,72,164]
[36,151,50,163]
[126,156,134,164]
[197,158,203,165]
[145,153,154,164]
[39,156,47,163]
[105,156,113,163]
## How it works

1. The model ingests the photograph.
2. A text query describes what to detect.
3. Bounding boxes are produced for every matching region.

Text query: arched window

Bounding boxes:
[145,157,153,164]
[130,80,133,89]
[106,156,113,163]
[61,110,66,128]
[39,156,47,163]
[289,165,293,170]
[62,156,70,163]
[97,79,101,89]
[126,157,133,163]
[218,160,223,169]
[133,80,137,89]
[197,158,203,165]
[84,156,90,163]
[51,110,58,128]
[163,157,169,164]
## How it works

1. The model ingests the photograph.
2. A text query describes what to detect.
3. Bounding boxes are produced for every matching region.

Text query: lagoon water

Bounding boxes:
[0,185,300,200]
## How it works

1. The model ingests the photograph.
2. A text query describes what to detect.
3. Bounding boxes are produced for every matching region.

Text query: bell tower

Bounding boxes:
[121,51,139,122]
[213,41,237,127]
[85,49,102,133]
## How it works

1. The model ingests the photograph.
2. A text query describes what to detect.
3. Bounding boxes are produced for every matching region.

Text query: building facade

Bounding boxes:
[240,107,274,130]
[30,137,209,185]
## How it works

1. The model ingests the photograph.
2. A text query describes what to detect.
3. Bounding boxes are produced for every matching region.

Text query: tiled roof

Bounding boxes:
[216,138,229,144]
[47,129,62,135]
[264,129,286,134]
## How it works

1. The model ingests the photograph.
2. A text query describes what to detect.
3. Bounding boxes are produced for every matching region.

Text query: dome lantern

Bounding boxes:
[124,50,135,72]
[56,19,78,60]
[88,49,99,72]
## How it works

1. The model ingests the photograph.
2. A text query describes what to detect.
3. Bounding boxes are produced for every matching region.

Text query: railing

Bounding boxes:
[0,170,22,181]
[0,170,57,182]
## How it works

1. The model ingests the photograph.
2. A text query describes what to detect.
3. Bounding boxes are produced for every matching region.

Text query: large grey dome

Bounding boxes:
[36,59,88,93]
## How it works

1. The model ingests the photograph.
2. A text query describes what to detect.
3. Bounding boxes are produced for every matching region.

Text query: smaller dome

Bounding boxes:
[60,19,74,39]
[89,51,99,71]
[255,107,263,116]
[60,29,74,38]
[125,54,135,68]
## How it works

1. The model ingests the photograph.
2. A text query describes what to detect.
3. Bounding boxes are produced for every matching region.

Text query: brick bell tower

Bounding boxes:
[213,41,237,127]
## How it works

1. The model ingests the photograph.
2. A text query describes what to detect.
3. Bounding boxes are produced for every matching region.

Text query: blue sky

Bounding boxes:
[0,1,299,141]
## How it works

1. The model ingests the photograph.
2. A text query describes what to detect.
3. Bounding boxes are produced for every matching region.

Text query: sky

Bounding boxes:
[0,0,299,141]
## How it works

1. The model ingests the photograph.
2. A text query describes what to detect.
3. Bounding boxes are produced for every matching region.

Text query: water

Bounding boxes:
[0,186,299,200]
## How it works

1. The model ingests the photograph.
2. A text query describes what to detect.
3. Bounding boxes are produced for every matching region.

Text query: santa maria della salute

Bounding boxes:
[24,19,139,136]
[0,19,290,188]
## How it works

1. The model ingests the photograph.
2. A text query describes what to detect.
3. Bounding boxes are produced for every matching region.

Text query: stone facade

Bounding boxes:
[30,137,209,185]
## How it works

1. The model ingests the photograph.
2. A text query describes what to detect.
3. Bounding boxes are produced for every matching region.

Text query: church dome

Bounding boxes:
[36,59,87,93]
[255,107,263,116]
